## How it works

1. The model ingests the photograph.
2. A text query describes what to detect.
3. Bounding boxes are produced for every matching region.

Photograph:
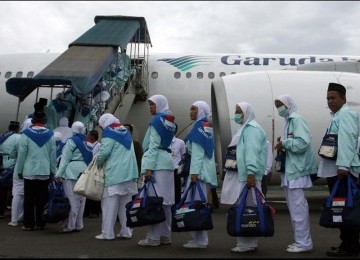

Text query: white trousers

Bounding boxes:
[182,181,210,246]
[62,180,86,230]
[235,181,262,249]
[101,193,133,239]
[11,178,24,223]
[145,204,172,241]
[283,187,313,249]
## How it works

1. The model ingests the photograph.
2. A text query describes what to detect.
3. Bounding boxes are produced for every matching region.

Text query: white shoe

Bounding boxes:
[230,246,257,253]
[95,234,114,240]
[286,245,312,253]
[138,238,160,247]
[8,222,18,227]
[183,241,207,249]
[160,236,172,245]
[59,228,73,233]
[116,233,132,239]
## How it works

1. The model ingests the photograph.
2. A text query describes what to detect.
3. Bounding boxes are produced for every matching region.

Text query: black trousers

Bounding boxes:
[23,178,49,228]
[327,175,360,252]
[174,169,182,204]
[0,185,9,216]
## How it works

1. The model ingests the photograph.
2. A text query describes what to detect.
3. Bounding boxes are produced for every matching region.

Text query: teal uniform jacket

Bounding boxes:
[16,130,57,177]
[141,125,174,174]
[327,105,360,173]
[0,133,21,169]
[282,112,318,181]
[96,137,138,187]
[186,141,218,187]
[56,139,88,180]
[236,120,267,182]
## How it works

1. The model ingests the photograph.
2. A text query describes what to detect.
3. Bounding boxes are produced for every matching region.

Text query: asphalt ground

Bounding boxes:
[0,186,353,259]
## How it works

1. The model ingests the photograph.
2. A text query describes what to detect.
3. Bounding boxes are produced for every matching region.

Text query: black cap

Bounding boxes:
[8,121,20,131]
[32,111,46,123]
[328,83,346,96]
[39,98,48,106]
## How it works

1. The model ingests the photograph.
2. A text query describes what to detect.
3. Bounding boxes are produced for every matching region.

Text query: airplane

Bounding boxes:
[2,15,360,185]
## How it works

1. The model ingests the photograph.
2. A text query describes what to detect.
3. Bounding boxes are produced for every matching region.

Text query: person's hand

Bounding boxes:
[247,174,255,187]
[337,169,349,180]
[275,141,283,150]
[144,170,152,182]
[191,174,198,183]
[55,177,63,183]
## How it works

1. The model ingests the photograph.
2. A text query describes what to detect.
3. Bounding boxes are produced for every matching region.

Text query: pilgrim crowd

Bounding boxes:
[0,82,359,257]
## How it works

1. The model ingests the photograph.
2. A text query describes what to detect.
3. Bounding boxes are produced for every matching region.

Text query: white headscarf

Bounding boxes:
[59,117,69,127]
[71,121,85,135]
[21,118,32,133]
[193,101,210,121]
[275,94,297,139]
[98,113,118,129]
[54,131,63,142]
[148,95,170,114]
[276,94,297,117]
[229,102,255,147]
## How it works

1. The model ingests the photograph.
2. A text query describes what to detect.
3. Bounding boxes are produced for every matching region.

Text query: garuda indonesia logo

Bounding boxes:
[158,55,216,71]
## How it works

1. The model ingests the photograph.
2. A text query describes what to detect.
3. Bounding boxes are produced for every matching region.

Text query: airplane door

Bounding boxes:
[211,71,274,177]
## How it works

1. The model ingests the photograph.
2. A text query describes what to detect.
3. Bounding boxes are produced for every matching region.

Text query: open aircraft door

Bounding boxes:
[211,72,274,179]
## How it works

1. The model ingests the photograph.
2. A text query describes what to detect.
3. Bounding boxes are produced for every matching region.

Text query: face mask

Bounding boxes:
[277,105,288,117]
[234,113,243,124]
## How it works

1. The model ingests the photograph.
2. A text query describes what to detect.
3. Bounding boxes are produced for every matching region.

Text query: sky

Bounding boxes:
[1,1,360,56]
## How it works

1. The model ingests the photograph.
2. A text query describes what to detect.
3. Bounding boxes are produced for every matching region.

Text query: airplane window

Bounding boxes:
[220,72,226,77]
[231,72,236,74]
[197,72,203,79]
[174,72,181,79]
[186,72,192,78]
[16,71,23,78]
[5,72,12,78]
[151,72,158,79]
[208,72,215,79]
[27,71,35,78]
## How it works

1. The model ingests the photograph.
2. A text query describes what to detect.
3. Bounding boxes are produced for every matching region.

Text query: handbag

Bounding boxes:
[0,166,14,188]
[43,177,71,223]
[178,151,191,180]
[125,178,166,227]
[226,185,275,237]
[171,180,213,232]
[224,146,237,171]
[274,149,286,172]
[319,176,360,228]
[73,154,104,201]
[318,133,337,160]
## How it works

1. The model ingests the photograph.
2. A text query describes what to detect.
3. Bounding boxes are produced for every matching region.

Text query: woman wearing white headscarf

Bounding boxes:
[94,113,138,240]
[220,102,267,253]
[274,94,316,253]
[55,121,93,233]
[138,95,176,247]
[181,101,218,249]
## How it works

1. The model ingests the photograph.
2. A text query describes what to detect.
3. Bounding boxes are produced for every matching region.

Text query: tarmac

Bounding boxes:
[0,185,356,259]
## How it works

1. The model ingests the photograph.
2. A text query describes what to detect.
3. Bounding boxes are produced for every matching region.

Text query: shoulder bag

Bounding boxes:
[43,176,71,223]
[319,176,360,228]
[73,154,104,201]
[0,166,14,188]
[125,178,166,227]
[171,180,213,232]
[224,146,237,171]
[226,185,275,237]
